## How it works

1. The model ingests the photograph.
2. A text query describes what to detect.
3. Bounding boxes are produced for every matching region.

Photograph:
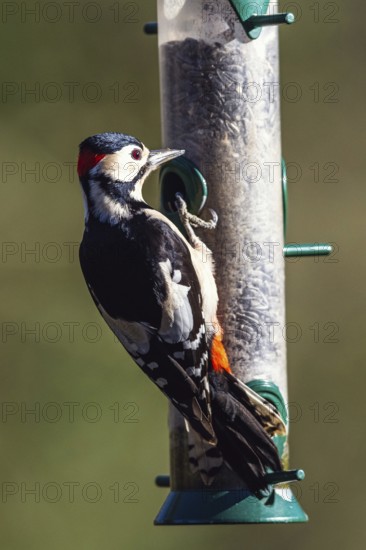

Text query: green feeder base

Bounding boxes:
[155,487,308,525]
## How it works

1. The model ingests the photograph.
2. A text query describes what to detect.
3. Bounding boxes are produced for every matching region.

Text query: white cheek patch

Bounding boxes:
[100,145,149,183]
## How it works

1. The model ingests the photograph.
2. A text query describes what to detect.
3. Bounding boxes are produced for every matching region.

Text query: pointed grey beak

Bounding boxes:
[147,148,185,170]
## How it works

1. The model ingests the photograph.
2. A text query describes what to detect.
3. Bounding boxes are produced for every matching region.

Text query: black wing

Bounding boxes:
[79,212,215,442]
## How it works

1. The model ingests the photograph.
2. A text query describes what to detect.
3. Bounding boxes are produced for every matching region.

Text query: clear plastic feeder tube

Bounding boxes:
[158,0,287,492]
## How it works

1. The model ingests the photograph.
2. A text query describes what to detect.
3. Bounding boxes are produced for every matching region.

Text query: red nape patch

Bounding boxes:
[211,332,231,373]
[77,148,106,178]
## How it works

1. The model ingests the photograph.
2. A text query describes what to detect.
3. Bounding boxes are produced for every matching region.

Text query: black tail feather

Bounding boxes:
[209,371,283,494]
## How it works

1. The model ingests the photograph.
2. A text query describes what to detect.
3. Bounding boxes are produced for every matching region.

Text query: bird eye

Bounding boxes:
[131,149,142,160]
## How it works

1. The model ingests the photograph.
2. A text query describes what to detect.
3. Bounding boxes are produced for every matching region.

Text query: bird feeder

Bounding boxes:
[145,0,332,525]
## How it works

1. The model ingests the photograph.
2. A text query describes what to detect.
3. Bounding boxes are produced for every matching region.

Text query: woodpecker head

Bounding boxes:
[77,132,184,224]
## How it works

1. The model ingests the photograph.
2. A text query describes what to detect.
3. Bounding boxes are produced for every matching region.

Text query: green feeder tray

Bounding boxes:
[154,381,308,525]
[155,471,308,525]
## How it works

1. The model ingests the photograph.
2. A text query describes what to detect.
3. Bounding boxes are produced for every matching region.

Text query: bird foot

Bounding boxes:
[174,193,218,231]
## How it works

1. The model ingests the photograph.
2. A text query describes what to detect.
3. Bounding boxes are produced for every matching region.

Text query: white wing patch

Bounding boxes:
[158,259,194,344]
[186,366,202,377]
[156,377,168,388]
[172,269,182,283]
[143,209,219,332]
[147,362,159,370]
[183,323,205,350]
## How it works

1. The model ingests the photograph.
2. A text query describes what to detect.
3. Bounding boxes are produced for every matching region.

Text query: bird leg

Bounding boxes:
[175,193,217,249]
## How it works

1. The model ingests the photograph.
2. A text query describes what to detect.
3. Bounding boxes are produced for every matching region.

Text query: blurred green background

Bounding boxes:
[0,0,364,548]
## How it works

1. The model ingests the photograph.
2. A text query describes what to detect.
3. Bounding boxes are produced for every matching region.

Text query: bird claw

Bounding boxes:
[206,209,218,230]
[174,193,188,217]
[174,193,218,231]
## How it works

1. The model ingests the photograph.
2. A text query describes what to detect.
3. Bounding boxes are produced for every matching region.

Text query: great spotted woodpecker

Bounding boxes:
[77,132,286,494]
